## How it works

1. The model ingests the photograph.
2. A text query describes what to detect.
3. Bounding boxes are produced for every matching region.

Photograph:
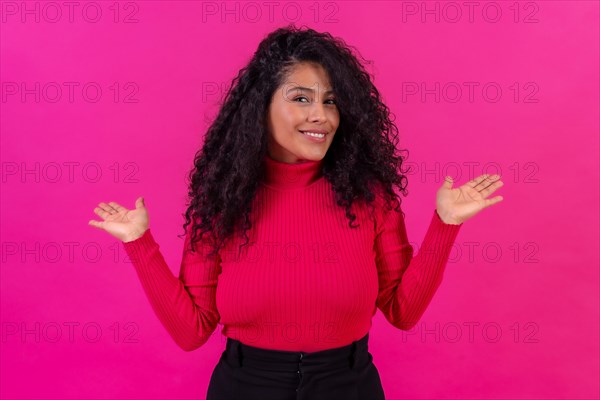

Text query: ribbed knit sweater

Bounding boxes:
[123,154,462,352]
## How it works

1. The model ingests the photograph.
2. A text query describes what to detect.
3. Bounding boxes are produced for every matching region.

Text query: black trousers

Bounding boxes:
[206,332,386,400]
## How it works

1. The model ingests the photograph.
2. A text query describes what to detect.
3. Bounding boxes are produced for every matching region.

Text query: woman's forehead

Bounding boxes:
[283,63,332,87]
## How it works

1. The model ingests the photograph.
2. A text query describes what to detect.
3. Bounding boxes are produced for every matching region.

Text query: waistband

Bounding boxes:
[224,333,371,372]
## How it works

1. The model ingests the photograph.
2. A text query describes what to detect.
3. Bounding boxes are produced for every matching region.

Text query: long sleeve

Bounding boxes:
[374,205,462,330]
[122,224,221,351]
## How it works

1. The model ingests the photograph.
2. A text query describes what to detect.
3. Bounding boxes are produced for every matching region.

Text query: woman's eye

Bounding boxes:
[293,96,337,105]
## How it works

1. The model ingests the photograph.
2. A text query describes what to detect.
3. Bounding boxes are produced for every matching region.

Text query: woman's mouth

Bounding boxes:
[299,130,326,142]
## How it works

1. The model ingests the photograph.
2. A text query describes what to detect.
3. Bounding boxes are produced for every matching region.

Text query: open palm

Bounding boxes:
[88,197,149,242]
[436,174,504,225]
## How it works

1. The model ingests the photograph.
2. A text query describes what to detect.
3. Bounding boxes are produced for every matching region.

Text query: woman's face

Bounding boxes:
[266,62,340,164]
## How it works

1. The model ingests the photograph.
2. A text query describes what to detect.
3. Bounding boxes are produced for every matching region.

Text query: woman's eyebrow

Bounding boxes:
[286,86,335,95]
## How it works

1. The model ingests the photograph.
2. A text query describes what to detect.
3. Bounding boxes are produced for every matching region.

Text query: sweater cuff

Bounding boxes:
[409,210,462,267]
[434,209,463,226]
[426,209,462,248]
[122,228,158,264]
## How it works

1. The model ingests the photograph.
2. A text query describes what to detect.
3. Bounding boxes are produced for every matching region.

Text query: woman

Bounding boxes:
[88,25,504,400]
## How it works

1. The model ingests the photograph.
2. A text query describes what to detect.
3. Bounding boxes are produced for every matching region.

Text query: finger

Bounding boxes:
[135,196,145,209]
[468,174,491,189]
[484,195,504,207]
[108,201,126,213]
[94,207,112,219]
[479,179,504,197]
[473,174,500,190]
[99,202,117,214]
[88,219,105,229]
[442,176,454,190]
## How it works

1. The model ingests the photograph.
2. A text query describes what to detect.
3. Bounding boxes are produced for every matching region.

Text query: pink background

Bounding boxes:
[1,1,598,399]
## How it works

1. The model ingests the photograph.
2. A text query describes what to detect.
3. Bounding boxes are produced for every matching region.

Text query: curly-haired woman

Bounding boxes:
[89,25,504,400]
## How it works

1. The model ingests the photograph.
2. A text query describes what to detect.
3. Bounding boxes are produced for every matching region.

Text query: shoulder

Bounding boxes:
[363,182,403,230]
[370,182,401,213]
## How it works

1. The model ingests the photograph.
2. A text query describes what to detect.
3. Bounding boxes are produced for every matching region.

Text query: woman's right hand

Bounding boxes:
[89,196,149,243]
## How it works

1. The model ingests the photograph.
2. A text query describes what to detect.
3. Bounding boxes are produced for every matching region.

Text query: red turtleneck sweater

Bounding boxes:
[123,155,462,352]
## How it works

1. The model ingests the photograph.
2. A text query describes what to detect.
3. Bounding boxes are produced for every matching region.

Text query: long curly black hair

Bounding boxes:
[180,24,411,259]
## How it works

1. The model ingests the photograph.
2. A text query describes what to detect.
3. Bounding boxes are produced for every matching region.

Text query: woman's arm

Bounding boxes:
[374,205,462,331]
[122,224,221,351]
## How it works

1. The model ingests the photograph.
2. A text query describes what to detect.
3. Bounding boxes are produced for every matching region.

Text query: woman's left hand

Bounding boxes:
[435,174,504,225]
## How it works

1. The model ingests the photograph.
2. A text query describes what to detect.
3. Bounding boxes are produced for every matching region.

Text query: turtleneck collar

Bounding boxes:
[262,153,324,190]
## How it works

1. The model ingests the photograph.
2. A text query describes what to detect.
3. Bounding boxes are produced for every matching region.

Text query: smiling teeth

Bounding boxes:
[302,131,325,138]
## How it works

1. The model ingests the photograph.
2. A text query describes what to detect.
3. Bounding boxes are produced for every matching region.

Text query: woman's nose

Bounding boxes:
[307,103,327,122]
